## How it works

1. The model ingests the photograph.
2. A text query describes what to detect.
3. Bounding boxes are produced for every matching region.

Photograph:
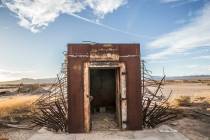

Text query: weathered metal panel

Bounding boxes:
[120,55,142,130]
[90,45,119,61]
[68,44,90,55]
[118,44,139,56]
[67,57,85,133]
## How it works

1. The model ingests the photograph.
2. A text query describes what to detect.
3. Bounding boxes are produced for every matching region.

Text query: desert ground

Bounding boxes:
[0,80,209,140]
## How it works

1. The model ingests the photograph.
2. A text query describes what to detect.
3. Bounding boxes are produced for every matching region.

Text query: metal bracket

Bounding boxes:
[122,72,126,75]
[122,121,127,124]
[121,98,127,101]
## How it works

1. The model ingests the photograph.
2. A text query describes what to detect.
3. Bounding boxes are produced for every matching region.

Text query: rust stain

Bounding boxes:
[67,44,142,133]
[73,64,81,71]
[90,47,119,61]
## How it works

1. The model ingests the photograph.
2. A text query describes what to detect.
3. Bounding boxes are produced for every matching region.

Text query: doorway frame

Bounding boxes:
[83,62,127,132]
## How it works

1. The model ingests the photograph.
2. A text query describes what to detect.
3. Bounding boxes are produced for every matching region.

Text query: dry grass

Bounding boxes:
[175,96,191,106]
[0,95,39,120]
[173,95,210,111]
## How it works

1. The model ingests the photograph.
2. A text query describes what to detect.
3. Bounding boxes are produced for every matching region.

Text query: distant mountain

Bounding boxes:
[0,78,57,85]
[152,75,210,80]
[1,75,210,85]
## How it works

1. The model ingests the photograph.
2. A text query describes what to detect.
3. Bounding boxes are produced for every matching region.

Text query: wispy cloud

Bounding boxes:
[187,65,210,74]
[160,0,201,4]
[160,0,203,8]
[2,0,127,33]
[70,13,152,39]
[0,69,35,81]
[193,55,210,60]
[160,0,182,3]
[186,64,198,68]
[146,3,210,60]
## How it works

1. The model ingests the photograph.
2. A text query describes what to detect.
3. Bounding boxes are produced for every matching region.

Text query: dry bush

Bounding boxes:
[175,96,191,106]
[17,84,40,93]
[141,61,177,128]
[33,73,68,132]
[0,95,39,121]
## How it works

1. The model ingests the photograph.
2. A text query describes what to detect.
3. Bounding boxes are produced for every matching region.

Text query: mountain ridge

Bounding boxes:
[1,75,210,85]
[0,78,57,85]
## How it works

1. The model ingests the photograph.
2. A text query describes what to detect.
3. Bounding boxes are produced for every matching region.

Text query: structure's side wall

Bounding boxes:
[68,54,89,132]
[120,57,142,130]
[67,44,91,133]
[119,45,142,130]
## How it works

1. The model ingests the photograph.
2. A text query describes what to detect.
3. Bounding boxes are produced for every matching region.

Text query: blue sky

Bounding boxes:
[0,0,210,81]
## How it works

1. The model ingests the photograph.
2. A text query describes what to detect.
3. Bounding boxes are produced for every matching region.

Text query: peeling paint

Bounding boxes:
[67,44,142,133]
[90,47,119,61]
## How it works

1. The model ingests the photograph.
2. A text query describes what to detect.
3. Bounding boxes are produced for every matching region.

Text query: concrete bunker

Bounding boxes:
[67,44,142,133]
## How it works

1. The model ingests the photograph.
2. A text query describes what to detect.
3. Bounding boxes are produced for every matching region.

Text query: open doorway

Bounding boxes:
[89,68,120,131]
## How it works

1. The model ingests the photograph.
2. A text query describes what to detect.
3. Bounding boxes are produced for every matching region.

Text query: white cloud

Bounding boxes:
[193,55,210,60]
[189,65,210,74]
[186,64,198,68]
[0,69,35,81]
[2,0,127,33]
[160,0,203,8]
[146,3,210,60]
[85,0,127,18]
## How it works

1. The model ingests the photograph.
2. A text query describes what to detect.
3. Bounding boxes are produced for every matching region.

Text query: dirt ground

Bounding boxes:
[164,82,210,101]
[0,126,40,140]
[168,117,210,140]
[164,108,210,140]
[0,81,209,140]
[91,112,118,131]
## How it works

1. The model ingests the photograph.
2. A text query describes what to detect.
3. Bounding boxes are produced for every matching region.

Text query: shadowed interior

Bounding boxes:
[90,69,118,130]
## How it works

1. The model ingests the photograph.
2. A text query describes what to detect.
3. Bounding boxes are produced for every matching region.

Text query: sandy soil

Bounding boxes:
[163,82,210,101]
[0,81,209,140]
[0,127,40,140]
[91,112,118,131]
[28,126,189,140]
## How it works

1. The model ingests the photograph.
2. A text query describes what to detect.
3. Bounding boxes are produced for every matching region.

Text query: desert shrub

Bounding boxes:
[176,96,191,106]
[0,95,39,121]
[141,61,177,128]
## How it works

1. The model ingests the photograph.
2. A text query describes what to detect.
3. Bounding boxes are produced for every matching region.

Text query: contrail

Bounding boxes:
[70,13,155,40]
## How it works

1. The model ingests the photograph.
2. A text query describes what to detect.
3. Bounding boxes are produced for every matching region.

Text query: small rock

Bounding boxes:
[158,125,178,133]
[38,127,49,133]
[170,122,178,126]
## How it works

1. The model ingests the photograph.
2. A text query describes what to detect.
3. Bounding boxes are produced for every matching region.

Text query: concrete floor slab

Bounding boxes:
[29,126,189,140]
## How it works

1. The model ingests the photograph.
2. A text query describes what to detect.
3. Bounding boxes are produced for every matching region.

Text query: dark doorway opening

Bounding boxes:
[90,68,119,130]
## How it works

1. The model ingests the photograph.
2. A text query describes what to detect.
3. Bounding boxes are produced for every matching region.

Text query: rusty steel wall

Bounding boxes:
[67,44,142,133]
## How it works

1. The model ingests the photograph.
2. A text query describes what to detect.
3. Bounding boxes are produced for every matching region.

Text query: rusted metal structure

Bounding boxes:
[67,43,142,133]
